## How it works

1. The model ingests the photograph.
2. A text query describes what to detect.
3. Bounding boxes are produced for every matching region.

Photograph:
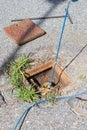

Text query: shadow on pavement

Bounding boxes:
[47,0,66,4]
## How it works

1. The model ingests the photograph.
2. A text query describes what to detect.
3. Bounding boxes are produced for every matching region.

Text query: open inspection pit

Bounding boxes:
[25,61,71,95]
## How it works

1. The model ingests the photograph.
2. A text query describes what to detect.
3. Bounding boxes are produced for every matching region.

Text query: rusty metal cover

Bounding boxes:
[3,19,46,45]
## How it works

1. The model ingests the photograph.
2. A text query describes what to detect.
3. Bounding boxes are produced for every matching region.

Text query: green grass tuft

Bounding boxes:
[6,55,39,103]
[18,85,39,103]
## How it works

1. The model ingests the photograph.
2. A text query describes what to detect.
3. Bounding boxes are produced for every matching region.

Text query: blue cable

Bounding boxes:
[14,1,80,129]
[50,1,71,86]
[14,89,87,130]
[72,0,78,2]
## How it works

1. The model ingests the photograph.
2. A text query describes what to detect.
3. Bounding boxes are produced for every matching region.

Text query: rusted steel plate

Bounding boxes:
[3,19,46,45]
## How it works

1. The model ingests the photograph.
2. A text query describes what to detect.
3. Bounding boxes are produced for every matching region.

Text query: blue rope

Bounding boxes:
[72,0,78,2]
[14,89,87,130]
[14,1,80,129]
[50,1,71,86]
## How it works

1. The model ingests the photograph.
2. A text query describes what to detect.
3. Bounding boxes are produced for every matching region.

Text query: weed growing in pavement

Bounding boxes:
[45,89,59,106]
[18,85,39,103]
[6,55,39,103]
[79,74,86,81]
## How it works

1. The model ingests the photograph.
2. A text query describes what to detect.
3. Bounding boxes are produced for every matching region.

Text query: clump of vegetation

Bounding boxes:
[40,84,59,105]
[6,55,39,103]
[79,74,86,81]
[18,85,39,103]
[6,55,31,88]
[45,89,59,106]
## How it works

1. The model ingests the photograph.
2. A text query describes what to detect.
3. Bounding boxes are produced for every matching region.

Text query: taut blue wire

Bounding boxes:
[14,1,81,129]
[14,89,87,130]
[50,1,71,86]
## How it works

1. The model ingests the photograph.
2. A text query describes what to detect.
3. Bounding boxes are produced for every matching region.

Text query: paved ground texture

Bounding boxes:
[0,0,87,130]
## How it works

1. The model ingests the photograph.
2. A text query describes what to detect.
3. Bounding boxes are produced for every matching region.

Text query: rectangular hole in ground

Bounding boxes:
[26,67,65,90]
